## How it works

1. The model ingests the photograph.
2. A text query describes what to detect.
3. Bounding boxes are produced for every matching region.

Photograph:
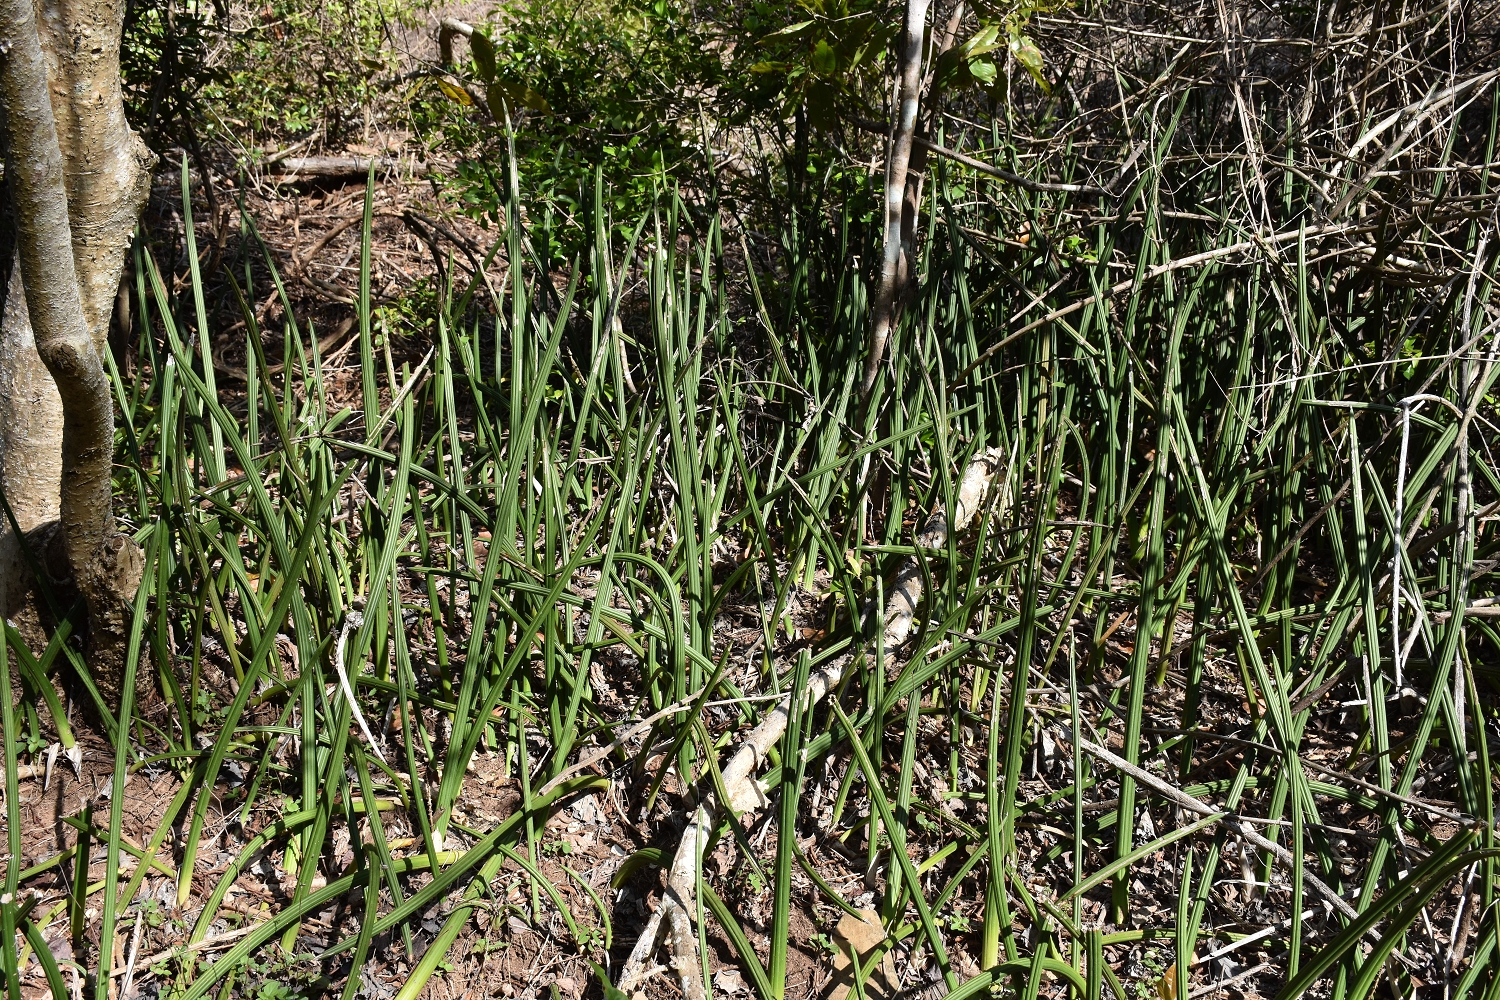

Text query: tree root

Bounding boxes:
[617,448,1005,998]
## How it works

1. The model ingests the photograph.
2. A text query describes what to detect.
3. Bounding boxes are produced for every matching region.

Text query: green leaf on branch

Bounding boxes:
[810,39,836,75]
[470,30,498,83]
[1009,33,1048,91]
[762,18,815,37]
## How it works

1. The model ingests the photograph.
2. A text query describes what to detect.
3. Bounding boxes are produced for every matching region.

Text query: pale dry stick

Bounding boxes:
[1217,0,1275,230]
[1392,393,1466,689]
[294,211,401,278]
[1300,761,1470,824]
[261,131,322,167]
[616,448,1006,999]
[1058,726,1363,923]
[108,923,264,978]
[536,693,785,798]
[1069,725,1458,965]
[119,915,144,999]
[271,157,433,180]
[1447,287,1500,737]
[1446,863,1480,978]
[906,133,1109,193]
[955,222,1362,384]
[1192,909,1313,968]
[335,611,386,763]
[1331,68,1500,217]
[1247,314,1500,598]
[1187,962,1274,1000]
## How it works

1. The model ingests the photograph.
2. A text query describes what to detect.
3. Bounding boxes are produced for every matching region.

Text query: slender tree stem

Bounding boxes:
[860,0,931,399]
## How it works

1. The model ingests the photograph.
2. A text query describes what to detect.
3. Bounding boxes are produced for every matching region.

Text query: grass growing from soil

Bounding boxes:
[3,24,1500,1000]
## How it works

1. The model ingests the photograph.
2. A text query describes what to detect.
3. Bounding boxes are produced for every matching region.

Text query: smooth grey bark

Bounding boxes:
[38,0,156,340]
[897,4,963,297]
[0,269,63,613]
[0,0,152,710]
[859,0,930,399]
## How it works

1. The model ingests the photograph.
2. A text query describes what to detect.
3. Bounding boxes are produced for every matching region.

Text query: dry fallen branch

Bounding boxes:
[852,118,1111,195]
[617,448,1005,999]
[1059,725,1444,961]
[1060,726,1359,920]
[271,157,437,180]
[955,222,1367,384]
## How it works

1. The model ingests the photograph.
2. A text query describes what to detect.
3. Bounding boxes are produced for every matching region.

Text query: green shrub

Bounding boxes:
[414,0,730,251]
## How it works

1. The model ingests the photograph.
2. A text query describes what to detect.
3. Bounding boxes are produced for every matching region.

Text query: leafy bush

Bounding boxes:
[122,0,223,150]
[414,0,729,246]
[197,0,414,146]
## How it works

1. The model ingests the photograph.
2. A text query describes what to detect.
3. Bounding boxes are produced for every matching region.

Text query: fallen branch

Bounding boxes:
[1061,726,1357,919]
[616,448,1005,999]
[1060,724,1432,959]
[270,156,435,180]
[954,221,1365,384]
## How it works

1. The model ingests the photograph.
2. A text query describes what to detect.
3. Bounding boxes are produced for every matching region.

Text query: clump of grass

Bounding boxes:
[2,6,1499,1000]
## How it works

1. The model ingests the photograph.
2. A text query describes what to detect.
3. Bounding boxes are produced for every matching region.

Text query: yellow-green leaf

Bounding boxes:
[1010,34,1048,91]
[434,77,473,106]
[487,80,551,119]
[763,18,815,37]
[961,24,1002,58]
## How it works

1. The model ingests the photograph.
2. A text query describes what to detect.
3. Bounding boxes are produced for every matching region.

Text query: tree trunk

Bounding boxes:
[859,0,930,399]
[0,269,64,614]
[0,0,154,711]
[897,4,964,301]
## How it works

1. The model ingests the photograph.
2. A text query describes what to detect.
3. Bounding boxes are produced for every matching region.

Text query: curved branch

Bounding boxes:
[617,448,1005,999]
[438,17,475,67]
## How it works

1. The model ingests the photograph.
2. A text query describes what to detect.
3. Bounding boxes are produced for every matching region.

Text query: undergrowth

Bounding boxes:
[3,3,1500,999]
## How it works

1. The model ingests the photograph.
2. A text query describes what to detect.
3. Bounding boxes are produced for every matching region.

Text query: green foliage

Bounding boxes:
[121,0,223,150]
[745,0,1060,126]
[743,0,900,127]
[413,0,727,240]
[198,0,414,145]
[9,5,1500,1000]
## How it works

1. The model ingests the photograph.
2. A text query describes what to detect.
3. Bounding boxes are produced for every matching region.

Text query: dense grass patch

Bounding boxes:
[3,2,1500,998]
